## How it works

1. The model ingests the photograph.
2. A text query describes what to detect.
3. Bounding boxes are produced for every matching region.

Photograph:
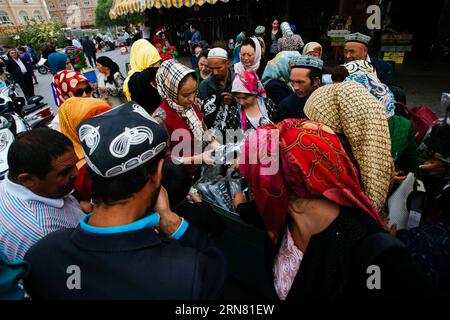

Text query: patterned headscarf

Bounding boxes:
[304,81,394,213]
[234,37,262,75]
[155,59,204,143]
[344,60,396,119]
[52,70,89,107]
[123,39,161,101]
[302,42,323,58]
[232,70,267,98]
[261,51,301,90]
[280,22,294,37]
[239,119,381,243]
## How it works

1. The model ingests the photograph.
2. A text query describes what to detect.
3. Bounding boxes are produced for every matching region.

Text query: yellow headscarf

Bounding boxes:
[123,39,162,101]
[58,97,112,169]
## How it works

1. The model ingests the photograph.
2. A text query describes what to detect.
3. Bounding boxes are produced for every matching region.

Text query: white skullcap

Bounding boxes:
[208,48,228,60]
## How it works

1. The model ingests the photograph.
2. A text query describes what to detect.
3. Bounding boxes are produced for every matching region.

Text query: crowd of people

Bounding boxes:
[0,18,449,301]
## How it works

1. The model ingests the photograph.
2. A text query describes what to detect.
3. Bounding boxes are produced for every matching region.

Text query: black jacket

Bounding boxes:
[81,38,96,56]
[128,67,162,115]
[24,224,227,299]
[5,57,32,83]
[370,55,394,85]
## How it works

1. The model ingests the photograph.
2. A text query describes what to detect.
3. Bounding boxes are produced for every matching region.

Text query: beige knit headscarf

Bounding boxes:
[304,81,393,213]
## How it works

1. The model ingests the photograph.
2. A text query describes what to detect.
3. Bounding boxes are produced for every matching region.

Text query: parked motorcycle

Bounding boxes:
[36,57,50,75]
[0,96,29,179]
[0,82,54,129]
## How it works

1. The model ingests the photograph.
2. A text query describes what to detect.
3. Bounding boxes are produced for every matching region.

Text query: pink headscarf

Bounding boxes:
[232,70,266,98]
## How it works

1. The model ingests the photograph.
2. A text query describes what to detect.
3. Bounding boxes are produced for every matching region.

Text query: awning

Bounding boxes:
[110,0,228,19]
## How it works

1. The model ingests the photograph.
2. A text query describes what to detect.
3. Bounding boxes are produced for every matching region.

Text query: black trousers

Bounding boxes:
[86,54,97,68]
[18,73,34,100]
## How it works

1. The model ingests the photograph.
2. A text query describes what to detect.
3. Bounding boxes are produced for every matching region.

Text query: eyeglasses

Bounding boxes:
[75,85,94,97]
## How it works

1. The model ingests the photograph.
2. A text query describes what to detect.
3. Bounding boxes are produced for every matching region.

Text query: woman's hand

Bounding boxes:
[233,191,248,208]
[98,86,107,94]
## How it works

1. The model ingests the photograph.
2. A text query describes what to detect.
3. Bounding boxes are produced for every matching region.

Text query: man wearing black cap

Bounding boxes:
[278,56,323,121]
[23,102,227,300]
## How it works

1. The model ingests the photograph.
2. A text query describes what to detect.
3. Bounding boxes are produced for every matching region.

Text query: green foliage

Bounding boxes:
[95,0,143,27]
[1,20,66,55]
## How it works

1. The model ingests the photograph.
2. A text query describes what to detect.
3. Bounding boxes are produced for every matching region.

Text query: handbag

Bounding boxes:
[394,101,438,144]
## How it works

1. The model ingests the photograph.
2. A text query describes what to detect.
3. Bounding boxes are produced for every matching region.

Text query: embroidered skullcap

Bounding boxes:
[77,102,168,178]
[290,55,324,71]
[255,26,266,35]
[208,48,228,60]
[345,32,371,46]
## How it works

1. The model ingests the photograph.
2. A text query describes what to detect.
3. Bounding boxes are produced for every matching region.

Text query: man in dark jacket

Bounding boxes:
[23,103,227,300]
[81,36,96,68]
[5,49,34,99]
[344,32,394,85]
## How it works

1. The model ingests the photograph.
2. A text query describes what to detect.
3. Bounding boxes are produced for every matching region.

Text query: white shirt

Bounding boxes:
[14,58,27,73]
[72,39,82,48]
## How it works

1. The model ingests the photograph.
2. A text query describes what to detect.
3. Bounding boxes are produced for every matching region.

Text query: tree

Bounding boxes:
[95,0,142,28]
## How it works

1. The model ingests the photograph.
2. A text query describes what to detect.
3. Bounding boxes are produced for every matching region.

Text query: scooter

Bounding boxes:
[0,95,29,179]
[36,57,50,75]
[0,82,54,129]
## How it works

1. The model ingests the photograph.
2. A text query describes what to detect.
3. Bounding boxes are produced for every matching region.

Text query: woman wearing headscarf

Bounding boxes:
[277,22,304,52]
[343,60,419,174]
[302,42,323,58]
[52,70,93,107]
[303,81,394,214]
[57,80,111,200]
[261,51,300,105]
[48,53,71,75]
[238,119,432,299]
[233,37,262,77]
[153,59,218,174]
[123,39,162,114]
[227,70,278,131]
[96,56,125,108]
[233,32,247,64]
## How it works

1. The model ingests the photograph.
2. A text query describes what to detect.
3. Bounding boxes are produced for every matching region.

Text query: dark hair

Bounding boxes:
[162,159,192,209]
[179,72,198,89]
[291,66,323,86]
[241,38,256,51]
[192,44,202,52]
[190,23,197,30]
[89,149,167,206]
[17,47,26,53]
[8,128,74,180]
[96,56,120,83]
[200,49,209,59]
[331,65,349,82]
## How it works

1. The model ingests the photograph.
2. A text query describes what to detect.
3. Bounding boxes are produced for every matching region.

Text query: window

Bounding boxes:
[48,1,56,9]
[84,0,90,5]
[0,11,11,25]
[19,11,29,24]
[12,0,23,3]
[72,0,78,5]
[60,2,67,8]
[33,10,43,22]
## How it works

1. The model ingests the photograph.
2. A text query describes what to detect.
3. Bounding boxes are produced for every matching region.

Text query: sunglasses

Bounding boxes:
[75,85,94,97]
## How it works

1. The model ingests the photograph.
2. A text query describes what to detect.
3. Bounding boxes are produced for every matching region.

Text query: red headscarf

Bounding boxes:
[52,70,89,107]
[239,119,381,243]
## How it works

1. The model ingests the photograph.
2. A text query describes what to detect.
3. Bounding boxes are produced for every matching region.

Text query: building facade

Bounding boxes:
[45,0,96,27]
[0,0,50,26]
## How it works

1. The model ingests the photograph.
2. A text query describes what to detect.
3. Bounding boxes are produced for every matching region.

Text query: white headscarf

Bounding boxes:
[234,37,262,75]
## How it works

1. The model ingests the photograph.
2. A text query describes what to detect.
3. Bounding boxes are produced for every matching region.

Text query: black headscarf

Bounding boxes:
[96,56,121,84]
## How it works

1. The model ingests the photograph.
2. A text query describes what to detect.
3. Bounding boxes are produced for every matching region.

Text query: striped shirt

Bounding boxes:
[0,177,85,262]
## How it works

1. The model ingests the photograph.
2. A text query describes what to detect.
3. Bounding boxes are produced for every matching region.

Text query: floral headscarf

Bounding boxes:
[239,119,381,243]
[344,60,396,119]
[52,70,89,107]
[261,51,301,90]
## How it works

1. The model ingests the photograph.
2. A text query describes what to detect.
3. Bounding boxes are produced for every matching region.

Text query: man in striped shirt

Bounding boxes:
[0,128,85,262]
